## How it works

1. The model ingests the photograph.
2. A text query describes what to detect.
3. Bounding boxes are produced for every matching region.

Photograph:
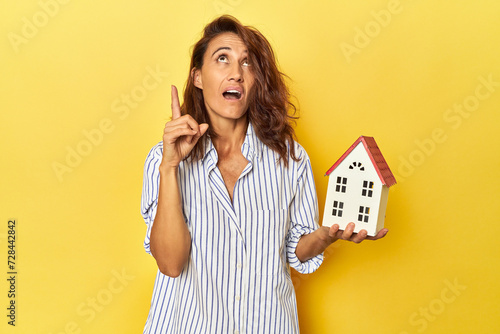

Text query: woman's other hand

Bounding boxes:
[325,223,388,244]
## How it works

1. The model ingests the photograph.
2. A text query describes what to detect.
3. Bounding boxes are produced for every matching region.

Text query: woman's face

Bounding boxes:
[193,32,255,125]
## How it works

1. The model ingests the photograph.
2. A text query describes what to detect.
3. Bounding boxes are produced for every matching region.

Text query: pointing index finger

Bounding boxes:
[171,85,182,120]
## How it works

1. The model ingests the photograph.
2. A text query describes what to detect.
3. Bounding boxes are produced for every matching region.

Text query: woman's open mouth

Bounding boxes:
[222,89,242,100]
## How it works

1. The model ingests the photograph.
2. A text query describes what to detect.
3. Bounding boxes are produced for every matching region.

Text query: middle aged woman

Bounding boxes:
[141,15,388,334]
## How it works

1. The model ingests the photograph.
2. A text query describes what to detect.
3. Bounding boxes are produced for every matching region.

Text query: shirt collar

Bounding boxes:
[241,122,263,162]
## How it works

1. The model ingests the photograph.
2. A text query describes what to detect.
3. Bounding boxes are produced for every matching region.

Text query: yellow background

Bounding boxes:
[1,0,499,333]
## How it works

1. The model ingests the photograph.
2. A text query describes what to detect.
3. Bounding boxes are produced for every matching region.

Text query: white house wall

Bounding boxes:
[323,142,384,236]
[376,186,389,234]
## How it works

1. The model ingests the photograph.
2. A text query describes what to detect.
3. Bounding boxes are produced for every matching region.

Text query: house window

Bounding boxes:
[362,181,374,197]
[335,176,347,193]
[358,206,370,223]
[332,201,344,217]
[349,162,365,171]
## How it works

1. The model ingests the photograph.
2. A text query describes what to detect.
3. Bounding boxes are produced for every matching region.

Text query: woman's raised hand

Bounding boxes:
[161,85,209,169]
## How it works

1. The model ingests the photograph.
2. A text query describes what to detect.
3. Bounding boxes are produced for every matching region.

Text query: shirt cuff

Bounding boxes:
[286,225,324,274]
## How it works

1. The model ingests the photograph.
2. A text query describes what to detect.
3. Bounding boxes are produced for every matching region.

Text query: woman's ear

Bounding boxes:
[192,68,203,89]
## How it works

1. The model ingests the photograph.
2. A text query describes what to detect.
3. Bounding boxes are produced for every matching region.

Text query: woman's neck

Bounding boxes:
[211,117,248,157]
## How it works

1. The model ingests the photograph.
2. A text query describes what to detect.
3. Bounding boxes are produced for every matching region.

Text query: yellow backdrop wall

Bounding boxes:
[1,1,499,333]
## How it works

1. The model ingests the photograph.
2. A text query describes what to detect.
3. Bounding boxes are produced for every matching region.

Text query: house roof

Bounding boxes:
[325,136,397,187]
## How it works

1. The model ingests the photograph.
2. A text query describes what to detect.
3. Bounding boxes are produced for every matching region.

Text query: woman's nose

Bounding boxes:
[228,63,243,82]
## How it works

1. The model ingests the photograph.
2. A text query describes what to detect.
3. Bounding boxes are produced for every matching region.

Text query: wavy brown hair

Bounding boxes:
[181,15,298,166]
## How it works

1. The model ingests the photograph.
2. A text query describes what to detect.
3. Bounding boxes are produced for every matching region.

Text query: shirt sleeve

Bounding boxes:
[286,145,324,274]
[140,142,163,255]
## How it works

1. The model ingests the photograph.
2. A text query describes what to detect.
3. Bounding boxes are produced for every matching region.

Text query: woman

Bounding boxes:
[141,15,387,333]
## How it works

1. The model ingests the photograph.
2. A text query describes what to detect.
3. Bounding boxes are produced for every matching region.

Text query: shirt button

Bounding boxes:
[237,263,242,269]
[235,295,240,301]
[234,331,239,334]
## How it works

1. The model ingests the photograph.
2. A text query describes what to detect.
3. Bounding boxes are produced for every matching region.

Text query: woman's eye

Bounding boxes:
[242,59,250,67]
[217,55,228,63]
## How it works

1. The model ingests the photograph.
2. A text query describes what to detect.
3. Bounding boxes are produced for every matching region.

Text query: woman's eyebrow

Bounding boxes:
[211,47,249,57]
[212,47,231,57]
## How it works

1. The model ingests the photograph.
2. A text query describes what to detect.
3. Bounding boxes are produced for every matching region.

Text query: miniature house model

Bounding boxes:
[323,136,396,236]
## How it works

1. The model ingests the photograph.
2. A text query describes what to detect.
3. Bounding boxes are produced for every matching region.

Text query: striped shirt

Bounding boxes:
[141,122,323,333]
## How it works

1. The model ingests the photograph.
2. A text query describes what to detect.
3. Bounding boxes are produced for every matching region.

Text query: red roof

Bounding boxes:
[325,136,397,187]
